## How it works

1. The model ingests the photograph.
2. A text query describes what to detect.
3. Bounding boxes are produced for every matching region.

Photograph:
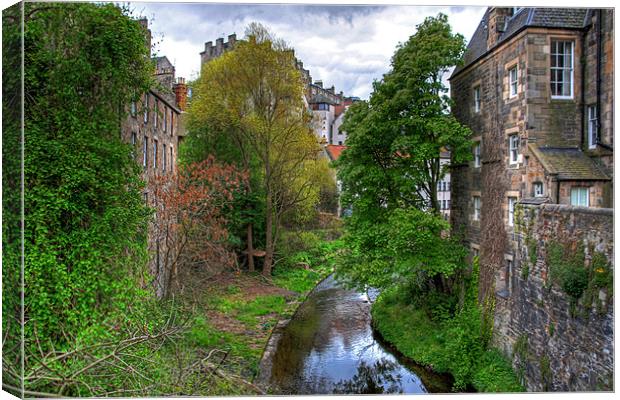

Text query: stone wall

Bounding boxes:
[494,203,613,391]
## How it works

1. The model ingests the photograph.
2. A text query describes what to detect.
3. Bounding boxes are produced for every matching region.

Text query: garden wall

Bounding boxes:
[493,203,613,391]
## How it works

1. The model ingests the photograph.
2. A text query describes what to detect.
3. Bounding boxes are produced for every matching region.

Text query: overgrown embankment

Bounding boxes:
[370,260,523,393]
[176,227,341,395]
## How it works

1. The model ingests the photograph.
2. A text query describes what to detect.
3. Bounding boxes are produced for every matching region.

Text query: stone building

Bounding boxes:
[121,18,189,296]
[450,7,613,391]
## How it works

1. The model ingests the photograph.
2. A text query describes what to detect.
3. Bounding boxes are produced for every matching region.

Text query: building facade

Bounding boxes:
[121,18,189,296]
[450,7,613,390]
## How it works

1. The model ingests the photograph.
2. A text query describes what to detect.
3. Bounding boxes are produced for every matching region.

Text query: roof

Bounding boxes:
[528,144,610,181]
[452,8,589,78]
[325,145,346,161]
[519,197,551,205]
[309,93,337,105]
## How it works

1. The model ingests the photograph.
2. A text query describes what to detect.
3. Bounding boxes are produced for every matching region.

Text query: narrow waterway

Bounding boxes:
[256,274,452,394]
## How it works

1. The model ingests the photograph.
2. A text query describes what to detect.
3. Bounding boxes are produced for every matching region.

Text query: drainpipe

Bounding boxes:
[596,9,602,145]
[554,177,561,204]
[594,10,614,151]
[580,27,586,150]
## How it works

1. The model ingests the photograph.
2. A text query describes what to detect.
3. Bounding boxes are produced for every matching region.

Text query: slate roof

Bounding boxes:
[528,144,610,181]
[452,8,590,78]
[309,93,337,105]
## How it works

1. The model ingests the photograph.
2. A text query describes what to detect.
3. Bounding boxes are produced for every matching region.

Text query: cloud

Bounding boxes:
[129,2,486,99]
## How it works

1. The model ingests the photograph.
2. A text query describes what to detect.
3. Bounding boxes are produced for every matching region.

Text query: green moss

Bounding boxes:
[547,242,588,304]
[548,322,555,337]
[540,355,552,391]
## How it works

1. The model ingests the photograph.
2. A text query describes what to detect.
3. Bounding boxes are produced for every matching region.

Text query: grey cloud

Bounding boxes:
[130,2,485,100]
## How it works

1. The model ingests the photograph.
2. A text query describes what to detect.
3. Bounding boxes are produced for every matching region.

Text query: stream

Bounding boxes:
[256,274,452,394]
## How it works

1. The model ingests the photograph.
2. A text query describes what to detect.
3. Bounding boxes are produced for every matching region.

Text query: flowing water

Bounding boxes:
[256,274,452,394]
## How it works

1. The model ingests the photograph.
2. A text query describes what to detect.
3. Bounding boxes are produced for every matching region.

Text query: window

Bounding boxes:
[171,112,174,136]
[509,134,520,165]
[163,145,167,172]
[474,142,481,168]
[154,99,158,129]
[508,197,517,227]
[473,196,481,221]
[143,136,148,167]
[143,94,149,124]
[163,106,167,133]
[170,146,173,171]
[534,182,544,197]
[509,66,518,97]
[153,139,158,169]
[130,101,137,117]
[131,132,137,157]
[551,40,574,98]
[443,200,447,210]
[588,105,598,149]
[570,187,589,207]
[474,86,481,113]
[338,141,343,145]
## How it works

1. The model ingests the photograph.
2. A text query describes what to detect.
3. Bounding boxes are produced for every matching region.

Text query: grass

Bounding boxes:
[372,288,523,393]
[181,229,340,386]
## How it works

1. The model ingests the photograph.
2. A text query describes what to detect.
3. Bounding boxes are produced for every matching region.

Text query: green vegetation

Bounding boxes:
[547,241,613,317]
[372,260,523,393]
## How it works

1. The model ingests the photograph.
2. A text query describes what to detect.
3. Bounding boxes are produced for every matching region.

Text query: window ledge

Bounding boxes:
[551,96,574,101]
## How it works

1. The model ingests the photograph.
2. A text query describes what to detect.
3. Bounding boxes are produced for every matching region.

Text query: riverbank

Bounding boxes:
[174,227,340,395]
[371,287,523,393]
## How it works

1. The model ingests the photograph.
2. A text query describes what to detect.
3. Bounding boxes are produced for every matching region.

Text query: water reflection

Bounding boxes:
[262,275,450,394]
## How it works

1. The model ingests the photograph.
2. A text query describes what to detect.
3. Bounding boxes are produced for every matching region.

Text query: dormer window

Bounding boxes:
[534,182,544,197]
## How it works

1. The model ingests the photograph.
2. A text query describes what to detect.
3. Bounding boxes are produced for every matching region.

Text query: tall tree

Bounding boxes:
[337,13,472,215]
[335,14,471,294]
[188,23,320,276]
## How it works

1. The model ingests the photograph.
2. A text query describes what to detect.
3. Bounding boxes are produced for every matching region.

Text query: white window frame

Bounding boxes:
[534,182,544,197]
[474,142,481,168]
[509,66,518,98]
[570,187,589,207]
[143,94,149,124]
[550,40,574,99]
[508,197,517,227]
[154,99,158,129]
[143,136,148,167]
[509,134,520,165]
[474,86,481,113]
[588,105,598,149]
[130,101,137,117]
[153,139,158,169]
[473,196,481,221]
[163,106,167,133]
[162,144,167,172]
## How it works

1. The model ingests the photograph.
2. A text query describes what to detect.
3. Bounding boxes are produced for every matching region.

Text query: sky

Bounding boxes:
[127,1,487,99]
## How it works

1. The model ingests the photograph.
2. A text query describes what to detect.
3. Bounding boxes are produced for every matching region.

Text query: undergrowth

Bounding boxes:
[371,259,523,393]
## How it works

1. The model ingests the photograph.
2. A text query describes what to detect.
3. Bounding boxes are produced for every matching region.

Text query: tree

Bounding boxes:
[337,13,472,215]
[2,4,155,393]
[148,157,245,298]
[335,14,471,294]
[188,23,321,276]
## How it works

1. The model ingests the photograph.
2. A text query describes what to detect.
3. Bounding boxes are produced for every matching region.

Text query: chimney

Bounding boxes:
[216,37,224,51]
[173,77,188,111]
[138,18,152,56]
[228,34,236,46]
[486,8,512,49]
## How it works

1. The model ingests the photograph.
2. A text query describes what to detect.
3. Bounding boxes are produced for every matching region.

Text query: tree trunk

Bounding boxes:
[263,191,274,276]
[247,222,255,272]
